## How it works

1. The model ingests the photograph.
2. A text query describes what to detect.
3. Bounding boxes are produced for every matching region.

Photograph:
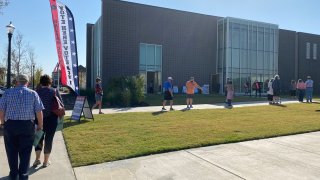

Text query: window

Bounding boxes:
[306,42,310,59]
[313,43,317,60]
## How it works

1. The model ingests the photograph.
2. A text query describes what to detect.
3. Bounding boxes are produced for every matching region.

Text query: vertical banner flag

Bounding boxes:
[49,0,79,95]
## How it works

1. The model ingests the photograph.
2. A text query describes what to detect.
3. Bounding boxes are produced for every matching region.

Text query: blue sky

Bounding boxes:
[1,0,319,75]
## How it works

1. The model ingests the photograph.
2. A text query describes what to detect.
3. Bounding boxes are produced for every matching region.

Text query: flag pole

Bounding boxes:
[57,62,60,89]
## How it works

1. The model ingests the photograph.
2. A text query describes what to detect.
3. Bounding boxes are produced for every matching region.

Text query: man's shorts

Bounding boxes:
[186,94,194,99]
[164,91,173,100]
[95,93,103,102]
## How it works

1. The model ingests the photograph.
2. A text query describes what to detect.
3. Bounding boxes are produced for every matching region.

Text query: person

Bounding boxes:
[92,77,104,114]
[305,76,314,103]
[162,77,174,111]
[296,79,306,102]
[267,78,274,104]
[185,77,202,109]
[0,74,44,180]
[33,75,63,168]
[290,80,296,98]
[225,80,234,108]
[148,81,154,93]
[272,75,281,104]
[244,81,249,96]
[252,80,261,97]
[224,77,230,97]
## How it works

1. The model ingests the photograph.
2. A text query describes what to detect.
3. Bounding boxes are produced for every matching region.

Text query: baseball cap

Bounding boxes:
[168,77,173,80]
[307,76,311,79]
[16,74,29,83]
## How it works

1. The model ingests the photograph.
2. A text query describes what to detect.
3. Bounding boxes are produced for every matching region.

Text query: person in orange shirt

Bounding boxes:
[186,77,202,109]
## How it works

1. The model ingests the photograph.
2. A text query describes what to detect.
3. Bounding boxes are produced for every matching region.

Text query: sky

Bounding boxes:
[1,0,319,75]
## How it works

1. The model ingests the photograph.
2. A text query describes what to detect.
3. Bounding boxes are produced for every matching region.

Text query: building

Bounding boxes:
[87,0,320,94]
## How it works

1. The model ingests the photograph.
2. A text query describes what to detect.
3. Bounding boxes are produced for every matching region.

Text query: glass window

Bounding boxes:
[146,45,155,71]
[313,43,317,60]
[306,42,311,59]
[258,31,264,51]
[232,49,240,68]
[250,50,257,70]
[257,51,264,70]
[232,23,240,48]
[240,50,248,69]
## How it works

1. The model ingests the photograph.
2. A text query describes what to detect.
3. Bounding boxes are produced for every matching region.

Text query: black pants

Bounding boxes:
[4,120,34,180]
[35,115,57,154]
[298,89,305,102]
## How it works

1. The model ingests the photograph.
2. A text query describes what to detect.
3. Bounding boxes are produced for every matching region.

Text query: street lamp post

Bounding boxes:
[32,64,35,89]
[6,22,15,89]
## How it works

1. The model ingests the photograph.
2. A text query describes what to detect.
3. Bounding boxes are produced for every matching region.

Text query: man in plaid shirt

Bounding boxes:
[0,74,44,180]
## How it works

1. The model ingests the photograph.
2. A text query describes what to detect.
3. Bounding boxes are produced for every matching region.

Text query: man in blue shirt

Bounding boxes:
[162,77,174,111]
[305,76,314,103]
[0,74,44,180]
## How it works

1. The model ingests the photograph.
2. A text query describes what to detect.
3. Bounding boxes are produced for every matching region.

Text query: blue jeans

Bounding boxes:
[305,88,313,102]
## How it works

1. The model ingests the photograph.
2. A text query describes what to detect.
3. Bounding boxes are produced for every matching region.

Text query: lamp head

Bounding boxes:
[6,21,15,34]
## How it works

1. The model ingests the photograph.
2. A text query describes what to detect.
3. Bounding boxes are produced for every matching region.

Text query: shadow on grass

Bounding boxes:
[63,119,92,129]
[315,110,320,112]
[180,108,191,112]
[152,111,168,116]
[272,104,287,108]
[311,102,320,104]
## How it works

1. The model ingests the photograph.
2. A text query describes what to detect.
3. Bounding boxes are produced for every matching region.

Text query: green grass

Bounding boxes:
[143,94,264,106]
[63,103,320,167]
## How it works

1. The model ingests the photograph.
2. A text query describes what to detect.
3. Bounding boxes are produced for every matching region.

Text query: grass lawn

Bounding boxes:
[63,103,320,167]
[143,94,264,106]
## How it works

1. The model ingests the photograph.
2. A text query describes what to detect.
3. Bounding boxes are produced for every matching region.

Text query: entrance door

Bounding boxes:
[147,72,155,94]
[211,74,220,93]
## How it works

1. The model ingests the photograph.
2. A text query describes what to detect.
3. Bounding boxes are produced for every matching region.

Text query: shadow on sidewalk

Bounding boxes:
[0,176,9,180]
[28,166,42,176]
[0,127,3,137]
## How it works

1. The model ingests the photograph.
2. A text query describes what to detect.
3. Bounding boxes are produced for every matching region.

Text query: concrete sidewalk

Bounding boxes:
[0,131,75,180]
[66,100,298,116]
[0,100,311,180]
[74,132,320,180]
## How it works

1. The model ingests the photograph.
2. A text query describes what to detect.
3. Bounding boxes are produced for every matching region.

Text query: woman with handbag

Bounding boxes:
[32,74,64,168]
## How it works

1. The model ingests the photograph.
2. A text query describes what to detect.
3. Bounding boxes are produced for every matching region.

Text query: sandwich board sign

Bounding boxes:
[71,96,94,122]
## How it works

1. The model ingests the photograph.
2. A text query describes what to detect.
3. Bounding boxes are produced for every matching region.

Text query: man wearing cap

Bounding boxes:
[92,77,104,114]
[305,76,314,103]
[0,74,44,180]
[186,77,202,109]
[162,77,174,111]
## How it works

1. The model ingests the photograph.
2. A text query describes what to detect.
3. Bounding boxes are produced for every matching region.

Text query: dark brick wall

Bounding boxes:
[297,32,320,94]
[86,24,94,89]
[278,29,296,93]
[101,0,221,89]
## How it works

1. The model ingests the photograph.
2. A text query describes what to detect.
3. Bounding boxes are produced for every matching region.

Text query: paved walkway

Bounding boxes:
[1,100,316,180]
[0,131,75,180]
[74,132,320,180]
[66,100,298,116]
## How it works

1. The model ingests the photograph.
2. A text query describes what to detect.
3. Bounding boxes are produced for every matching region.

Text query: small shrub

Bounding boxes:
[106,75,145,107]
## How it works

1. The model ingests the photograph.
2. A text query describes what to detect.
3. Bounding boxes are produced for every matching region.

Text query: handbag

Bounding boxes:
[52,89,65,117]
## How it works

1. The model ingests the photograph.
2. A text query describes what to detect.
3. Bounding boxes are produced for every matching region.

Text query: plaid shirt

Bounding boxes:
[0,85,44,121]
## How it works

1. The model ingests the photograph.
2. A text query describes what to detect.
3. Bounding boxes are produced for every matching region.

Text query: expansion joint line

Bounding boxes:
[265,139,320,156]
[185,150,246,180]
